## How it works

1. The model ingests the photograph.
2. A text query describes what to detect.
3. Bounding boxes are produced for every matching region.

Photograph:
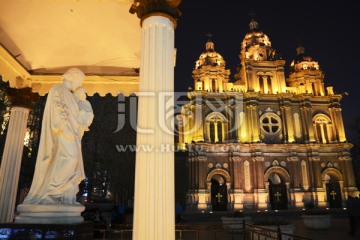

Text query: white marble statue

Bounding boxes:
[23,68,94,205]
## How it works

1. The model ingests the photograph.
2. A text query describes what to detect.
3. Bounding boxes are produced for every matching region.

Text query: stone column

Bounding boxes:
[206,122,211,141]
[250,104,260,142]
[175,114,184,149]
[0,87,39,223]
[214,122,219,143]
[300,99,315,142]
[332,107,346,142]
[130,1,181,239]
[282,98,295,143]
[194,102,204,141]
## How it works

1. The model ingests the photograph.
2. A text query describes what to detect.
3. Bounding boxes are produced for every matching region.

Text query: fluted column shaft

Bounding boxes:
[0,107,29,223]
[0,87,38,223]
[132,15,176,240]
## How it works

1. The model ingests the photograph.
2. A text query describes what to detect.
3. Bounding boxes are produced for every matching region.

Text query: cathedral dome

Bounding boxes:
[195,40,226,69]
[240,18,280,61]
[290,46,320,72]
[242,19,271,49]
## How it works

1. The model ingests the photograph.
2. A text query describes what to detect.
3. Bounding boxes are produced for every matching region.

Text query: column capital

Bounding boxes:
[4,87,39,109]
[197,156,207,161]
[231,156,241,162]
[309,156,320,161]
[130,0,182,28]
[286,156,299,162]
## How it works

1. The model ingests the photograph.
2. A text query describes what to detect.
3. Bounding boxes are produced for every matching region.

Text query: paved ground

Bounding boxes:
[98,210,360,240]
[178,210,360,240]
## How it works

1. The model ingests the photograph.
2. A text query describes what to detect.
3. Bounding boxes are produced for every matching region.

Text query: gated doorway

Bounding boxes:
[268,173,288,210]
[211,175,227,211]
[323,170,343,209]
[326,182,342,208]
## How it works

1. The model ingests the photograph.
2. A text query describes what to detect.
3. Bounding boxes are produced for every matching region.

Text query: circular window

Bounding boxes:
[260,113,281,135]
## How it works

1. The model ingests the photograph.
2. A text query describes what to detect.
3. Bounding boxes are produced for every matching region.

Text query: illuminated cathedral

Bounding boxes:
[176,17,358,212]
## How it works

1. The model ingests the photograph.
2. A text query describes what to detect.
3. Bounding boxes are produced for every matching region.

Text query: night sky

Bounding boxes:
[174,0,360,133]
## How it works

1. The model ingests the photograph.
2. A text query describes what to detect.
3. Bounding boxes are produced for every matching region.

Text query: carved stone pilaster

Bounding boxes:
[4,87,39,109]
[130,0,182,27]
[252,157,264,162]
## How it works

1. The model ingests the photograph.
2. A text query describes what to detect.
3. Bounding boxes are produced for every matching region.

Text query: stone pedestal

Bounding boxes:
[15,204,85,224]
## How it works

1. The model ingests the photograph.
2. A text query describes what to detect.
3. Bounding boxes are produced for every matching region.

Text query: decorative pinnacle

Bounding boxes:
[248,10,256,19]
[206,33,213,41]
[205,33,214,50]
[296,39,305,55]
[248,10,258,30]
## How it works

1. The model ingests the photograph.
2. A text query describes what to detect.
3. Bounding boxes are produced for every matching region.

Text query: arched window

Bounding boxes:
[267,76,272,93]
[313,114,333,143]
[259,75,264,93]
[217,122,223,142]
[312,82,317,96]
[209,121,215,142]
[206,113,228,143]
[257,73,273,94]
[212,79,216,92]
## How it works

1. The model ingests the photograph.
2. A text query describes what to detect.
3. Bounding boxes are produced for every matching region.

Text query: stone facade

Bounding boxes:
[176,18,358,212]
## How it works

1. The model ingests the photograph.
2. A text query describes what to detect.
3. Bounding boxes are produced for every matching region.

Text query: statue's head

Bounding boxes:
[62,67,86,91]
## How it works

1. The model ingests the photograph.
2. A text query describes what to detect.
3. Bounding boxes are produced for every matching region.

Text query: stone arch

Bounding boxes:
[207,168,231,211]
[313,113,332,124]
[205,112,228,123]
[264,166,291,210]
[264,72,274,76]
[205,112,228,143]
[313,113,333,143]
[207,168,231,182]
[321,168,343,182]
[322,168,344,208]
[264,166,290,183]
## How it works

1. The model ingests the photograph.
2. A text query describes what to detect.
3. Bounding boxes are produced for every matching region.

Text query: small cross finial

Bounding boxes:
[296,39,303,47]
[248,10,256,19]
[206,33,213,41]
[296,39,305,55]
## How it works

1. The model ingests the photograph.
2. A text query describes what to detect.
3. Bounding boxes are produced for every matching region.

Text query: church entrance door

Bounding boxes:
[211,176,227,211]
[269,180,288,210]
[326,182,342,208]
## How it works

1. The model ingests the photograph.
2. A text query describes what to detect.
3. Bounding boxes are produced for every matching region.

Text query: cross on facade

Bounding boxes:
[274,192,282,202]
[206,33,213,41]
[330,190,337,200]
[215,192,222,203]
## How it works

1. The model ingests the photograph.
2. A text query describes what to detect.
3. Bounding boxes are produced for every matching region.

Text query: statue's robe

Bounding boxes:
[24,83,86,204]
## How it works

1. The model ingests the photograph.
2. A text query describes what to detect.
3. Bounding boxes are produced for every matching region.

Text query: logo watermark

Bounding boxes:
[115,143,242,152]
[113,91,244,135]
